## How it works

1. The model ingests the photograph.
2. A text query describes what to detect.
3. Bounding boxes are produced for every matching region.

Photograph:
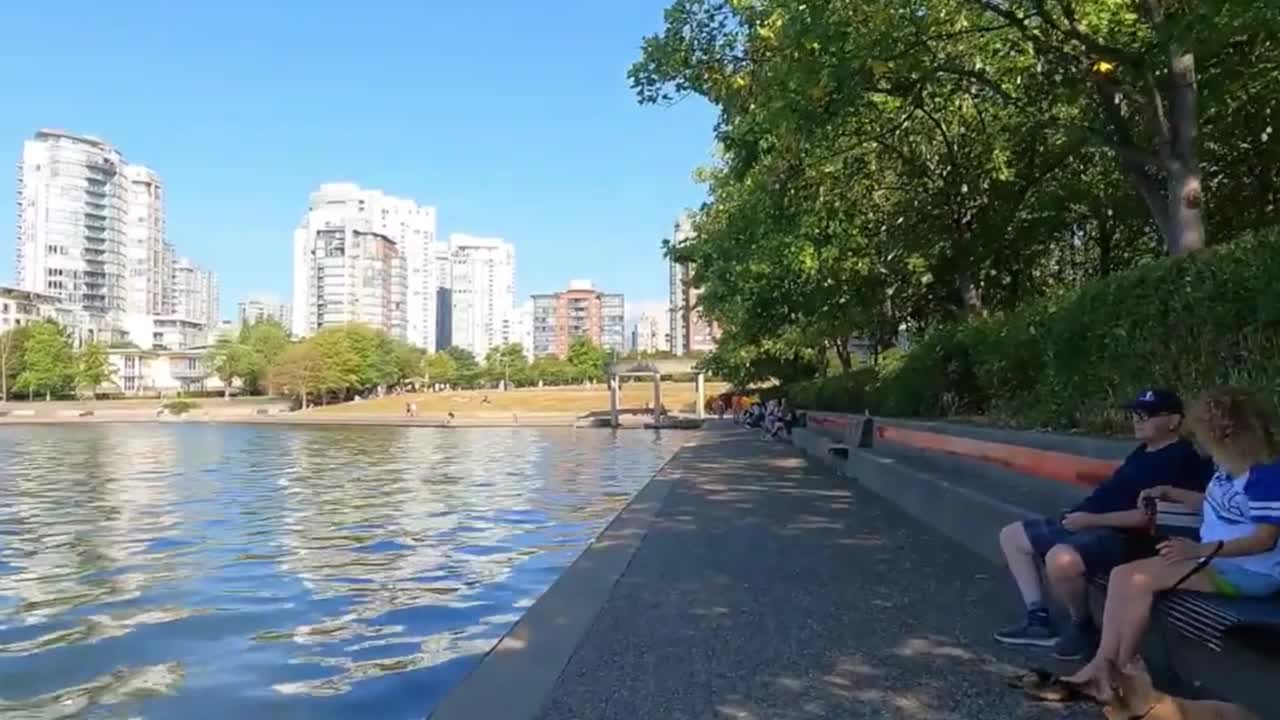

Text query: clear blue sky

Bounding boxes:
[0,0,715,322]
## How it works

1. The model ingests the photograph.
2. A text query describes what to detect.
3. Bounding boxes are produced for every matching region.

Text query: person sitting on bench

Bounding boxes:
[994,387,1212,660]
[1063,386,1280,696]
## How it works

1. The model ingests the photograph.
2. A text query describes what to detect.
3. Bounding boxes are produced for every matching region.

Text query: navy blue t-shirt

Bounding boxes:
[1073,438,1213,515]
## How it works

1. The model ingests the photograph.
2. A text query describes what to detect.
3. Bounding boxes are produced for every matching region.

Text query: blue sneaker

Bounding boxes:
[1053,620,1098,660]
[994,615,1058,648]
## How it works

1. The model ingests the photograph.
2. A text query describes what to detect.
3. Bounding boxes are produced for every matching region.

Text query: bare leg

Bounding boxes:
[1044,544,1090,621]
[999,522,1043,606]
[1065,557,1214,685]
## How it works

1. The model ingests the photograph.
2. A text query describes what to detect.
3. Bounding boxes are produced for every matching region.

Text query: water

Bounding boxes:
[0,424,677,719]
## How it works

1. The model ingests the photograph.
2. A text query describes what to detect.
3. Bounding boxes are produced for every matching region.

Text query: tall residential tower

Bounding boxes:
[449,234,515,359]
[290,183,440,347]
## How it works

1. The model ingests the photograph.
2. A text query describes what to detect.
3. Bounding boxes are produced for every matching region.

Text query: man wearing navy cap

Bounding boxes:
[993,387,1214,660]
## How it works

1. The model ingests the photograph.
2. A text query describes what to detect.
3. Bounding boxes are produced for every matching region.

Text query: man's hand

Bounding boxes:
[1138,486,1171,507]
[1157,537,1206,564]
[1062,512,1097,532]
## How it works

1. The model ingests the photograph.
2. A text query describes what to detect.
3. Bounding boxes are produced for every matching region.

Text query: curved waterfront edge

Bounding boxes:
[426,433,699,720]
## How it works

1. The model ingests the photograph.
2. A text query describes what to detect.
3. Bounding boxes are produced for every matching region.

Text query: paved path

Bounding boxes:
[535,431,1092,720]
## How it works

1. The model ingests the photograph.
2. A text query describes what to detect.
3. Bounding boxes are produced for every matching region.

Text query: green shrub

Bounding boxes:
[162,399,200,416]
[788,228,1280,433]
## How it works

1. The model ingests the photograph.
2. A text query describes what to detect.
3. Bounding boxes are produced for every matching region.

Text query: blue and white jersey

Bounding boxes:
[1201,462,1280,579]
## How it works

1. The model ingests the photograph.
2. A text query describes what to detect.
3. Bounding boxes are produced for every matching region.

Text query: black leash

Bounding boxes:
[1168,539,1225,591]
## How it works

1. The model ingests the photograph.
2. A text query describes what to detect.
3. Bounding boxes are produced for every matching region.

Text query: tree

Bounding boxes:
[309,328,362,401]
[484,343,529,388]
[566,337,606,383]
[443,346,482,388]
[239,319,291,394]
[16,320,75,401]
[75,342,114,399]
[0,325,33,402]
[424,351,458,387]
[529,355,574,386]
[269,342,326,409]
[204,338,256,399]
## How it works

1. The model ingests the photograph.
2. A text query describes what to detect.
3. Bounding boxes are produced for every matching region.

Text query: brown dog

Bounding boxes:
[1102,660,1259,720]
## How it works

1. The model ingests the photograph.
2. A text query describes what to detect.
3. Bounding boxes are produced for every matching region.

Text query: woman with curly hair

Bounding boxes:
[1063,386,1280,694]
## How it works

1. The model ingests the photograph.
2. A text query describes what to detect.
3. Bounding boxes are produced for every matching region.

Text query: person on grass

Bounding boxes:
[994,388,1213,660]
[1062,386,1280,696]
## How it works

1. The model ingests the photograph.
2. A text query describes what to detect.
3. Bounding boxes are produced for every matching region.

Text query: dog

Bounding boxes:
[1102,659,1259,720]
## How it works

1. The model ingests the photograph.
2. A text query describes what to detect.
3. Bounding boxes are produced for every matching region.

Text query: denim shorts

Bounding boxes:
[1206,560,1280,598]
[1023,517,1152,575]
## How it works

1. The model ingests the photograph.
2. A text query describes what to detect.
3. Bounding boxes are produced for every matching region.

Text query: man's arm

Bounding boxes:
[1084,509,1148,529]
[1141,485,1206,510]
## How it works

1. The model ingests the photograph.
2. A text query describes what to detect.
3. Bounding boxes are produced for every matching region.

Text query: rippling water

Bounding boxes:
[0,425,677,719]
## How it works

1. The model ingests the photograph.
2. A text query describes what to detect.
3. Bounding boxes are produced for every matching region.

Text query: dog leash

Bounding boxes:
[1168,539,1225,591]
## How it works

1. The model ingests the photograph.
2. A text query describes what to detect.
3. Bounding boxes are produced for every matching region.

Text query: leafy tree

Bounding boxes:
[268,342,326,409]
[424,351,458,387]
[0,324,33,402]
[443,346,482,388]
[529,355,574,386]
[391,340,424,386]
[75,342,114,399]
[239,319,291,394]
[16,320,74,401]
[566,337,606,383]
[484,343,529,388]
[309,328,362,400]
[204,338,256,399]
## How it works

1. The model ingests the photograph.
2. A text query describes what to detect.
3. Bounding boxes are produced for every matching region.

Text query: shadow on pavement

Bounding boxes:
[535,431,1094,720]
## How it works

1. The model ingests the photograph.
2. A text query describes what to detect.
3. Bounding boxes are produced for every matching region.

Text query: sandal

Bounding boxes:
[1004,668,1095,703]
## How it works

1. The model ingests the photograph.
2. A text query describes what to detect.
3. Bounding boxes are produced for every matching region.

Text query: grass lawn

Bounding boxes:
[312,381,731,415]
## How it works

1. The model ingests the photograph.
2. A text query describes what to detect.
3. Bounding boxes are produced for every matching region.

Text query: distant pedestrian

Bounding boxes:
[405,402,411,417]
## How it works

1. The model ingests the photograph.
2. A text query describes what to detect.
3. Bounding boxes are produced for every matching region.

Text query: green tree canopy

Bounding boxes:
[75,342,114,398]
[239,319,291,394]
[0,324,34,402]
[16,320,75,401]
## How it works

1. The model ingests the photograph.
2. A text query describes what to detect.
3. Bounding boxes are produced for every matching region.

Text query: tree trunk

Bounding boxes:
[1,356,6,402]
[833,339,853,373]
[1165,51,1204,255]
[957,272,983,316]
[45,390,50,402]
[224,384,230,400]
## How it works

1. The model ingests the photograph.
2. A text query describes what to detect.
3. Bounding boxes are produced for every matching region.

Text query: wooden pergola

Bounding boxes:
[605,358,706,428]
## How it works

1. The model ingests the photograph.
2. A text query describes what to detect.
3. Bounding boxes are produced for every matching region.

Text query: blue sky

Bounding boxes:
[0,1,715,322]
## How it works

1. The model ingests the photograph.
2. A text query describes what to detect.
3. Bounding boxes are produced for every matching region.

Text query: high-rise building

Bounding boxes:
[631,312,671,354]
[238,296,291,330]
[449,234,515,359]
[171,257,218,330]
[123,165,173,315]
[531,280,625,357]
[290,183,438,347]
[17,130,129,327]
[432,241,453,350]
[668,213,718,356]
[511,300,534,359]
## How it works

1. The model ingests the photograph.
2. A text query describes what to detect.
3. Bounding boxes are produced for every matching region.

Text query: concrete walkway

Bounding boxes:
[529,431,1091,719]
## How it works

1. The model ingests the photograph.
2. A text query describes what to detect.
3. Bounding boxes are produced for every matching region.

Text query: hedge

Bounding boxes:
[786,228,1280,434]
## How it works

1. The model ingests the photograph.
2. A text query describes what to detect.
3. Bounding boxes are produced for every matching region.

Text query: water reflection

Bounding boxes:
[0,425,675,718]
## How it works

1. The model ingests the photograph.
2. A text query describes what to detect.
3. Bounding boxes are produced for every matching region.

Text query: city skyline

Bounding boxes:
[0,3,716,324]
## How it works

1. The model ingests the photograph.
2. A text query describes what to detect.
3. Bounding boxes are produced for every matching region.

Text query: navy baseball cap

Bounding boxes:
[1121,387,1184,416]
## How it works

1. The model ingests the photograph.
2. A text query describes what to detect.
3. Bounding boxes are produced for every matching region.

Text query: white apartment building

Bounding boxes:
[0,286,63,330]
[123,313,208,351]
[291,183,438,347]
[171,257,218,330]
[17,130,129,324]
[631,312,671,354]
[107,348,230,396]
[449,234,515,360]
[238,297,291,329]
[511,300,534,359]
[123,165,173,315]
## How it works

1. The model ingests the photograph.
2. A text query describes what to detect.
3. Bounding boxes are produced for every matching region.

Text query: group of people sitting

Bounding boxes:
[993,385,1280,701]
[735,398,796,439]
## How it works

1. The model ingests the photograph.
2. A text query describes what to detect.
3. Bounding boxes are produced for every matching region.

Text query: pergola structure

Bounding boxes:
[605,358,706,428]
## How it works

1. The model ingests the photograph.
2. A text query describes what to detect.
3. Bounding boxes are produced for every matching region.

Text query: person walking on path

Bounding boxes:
[993,387,1213,660]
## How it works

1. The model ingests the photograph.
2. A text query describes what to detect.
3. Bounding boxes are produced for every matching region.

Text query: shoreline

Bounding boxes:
[0,412,699,429]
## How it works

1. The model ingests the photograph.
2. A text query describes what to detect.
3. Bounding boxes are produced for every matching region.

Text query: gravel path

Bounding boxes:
[535,431,1095,720]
